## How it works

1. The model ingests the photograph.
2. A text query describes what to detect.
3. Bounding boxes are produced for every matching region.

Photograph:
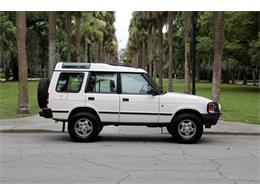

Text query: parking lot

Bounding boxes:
[0,128,259,183]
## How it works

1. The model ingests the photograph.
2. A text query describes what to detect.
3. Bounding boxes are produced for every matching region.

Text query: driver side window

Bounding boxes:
[120,73,153,94]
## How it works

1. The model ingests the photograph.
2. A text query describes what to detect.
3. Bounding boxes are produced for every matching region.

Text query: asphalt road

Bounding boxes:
[0,131,259,183]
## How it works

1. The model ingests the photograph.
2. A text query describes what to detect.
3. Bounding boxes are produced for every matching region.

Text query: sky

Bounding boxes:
[114,11,133,50]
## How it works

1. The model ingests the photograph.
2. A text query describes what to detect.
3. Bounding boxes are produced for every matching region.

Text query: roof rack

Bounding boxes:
[108,62,136,68]
[62,62,91,69]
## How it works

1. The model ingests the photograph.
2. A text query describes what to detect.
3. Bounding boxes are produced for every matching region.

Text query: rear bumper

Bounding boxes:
[39,108,53,118]
[202,113,220,128]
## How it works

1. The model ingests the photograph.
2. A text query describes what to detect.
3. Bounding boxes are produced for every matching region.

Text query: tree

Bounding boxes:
[157,14,164,89]
[184,12,192,94]
[16,11,30,114]
[224,12,259,85]
[66,12,72,62]
[128,12,167,88]
[212,12,224,102]
[48,12,56,78]
[75,12,81,62]
[168,12,174,92]
[0,12,16,81]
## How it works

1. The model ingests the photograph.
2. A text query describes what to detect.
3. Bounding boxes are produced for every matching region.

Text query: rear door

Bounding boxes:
[85,72,119,123]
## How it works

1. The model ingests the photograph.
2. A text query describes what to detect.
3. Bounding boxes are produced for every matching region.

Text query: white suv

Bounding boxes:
[38,62,220,143]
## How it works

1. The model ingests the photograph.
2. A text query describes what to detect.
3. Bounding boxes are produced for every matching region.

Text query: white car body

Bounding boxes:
[39,62,220,143]
[47,62,213,124]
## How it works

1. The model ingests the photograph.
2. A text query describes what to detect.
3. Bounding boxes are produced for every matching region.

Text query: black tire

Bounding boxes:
[37,78,50,108]
[167,113,203,144]
[99,125,104,134]
[68,112,101,142]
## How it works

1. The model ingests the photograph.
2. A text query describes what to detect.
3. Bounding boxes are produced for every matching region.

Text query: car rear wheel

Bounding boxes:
[68,112,101,142]
[167,113,203,144]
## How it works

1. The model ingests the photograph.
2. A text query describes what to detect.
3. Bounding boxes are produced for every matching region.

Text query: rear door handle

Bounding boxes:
[88,97,95,101]
[122,98,129,102]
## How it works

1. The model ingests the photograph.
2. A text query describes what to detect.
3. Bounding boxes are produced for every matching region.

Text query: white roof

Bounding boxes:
[54,62,146,73]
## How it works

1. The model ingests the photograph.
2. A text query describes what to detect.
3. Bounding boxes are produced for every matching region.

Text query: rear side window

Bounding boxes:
[87,72,117,93]
[56,73,84,93]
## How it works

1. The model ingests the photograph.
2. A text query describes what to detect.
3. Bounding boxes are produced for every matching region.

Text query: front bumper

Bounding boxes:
[39,108,53,118]
[202,113,220,128]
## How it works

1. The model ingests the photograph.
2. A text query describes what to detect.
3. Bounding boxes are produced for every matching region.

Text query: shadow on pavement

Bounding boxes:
[47,133,219,145]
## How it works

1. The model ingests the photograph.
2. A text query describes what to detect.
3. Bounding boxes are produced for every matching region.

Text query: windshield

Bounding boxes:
[144,73,163,94]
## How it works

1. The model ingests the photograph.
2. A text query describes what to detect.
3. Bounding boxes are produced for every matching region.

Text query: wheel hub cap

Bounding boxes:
[178,119,196,139]
[74,118,93,137]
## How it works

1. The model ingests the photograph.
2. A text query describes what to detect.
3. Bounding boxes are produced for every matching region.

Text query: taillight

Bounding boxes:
[207,102,219,113]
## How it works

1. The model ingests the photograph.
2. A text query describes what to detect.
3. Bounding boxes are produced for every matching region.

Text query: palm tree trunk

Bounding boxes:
[83,36,88,62]
[142,39,146,70]
[95,43,98,61]
[48,12,56,79]
[184,12,192,94]
[252,66,256,86]
[138,47,142,68]
[97,41,102,61]
[148,27,156,76]
[16,11,30,114]
[168,12,174,92]
[242,65,247,85]
[153,62,157,80]
[148,31,153,76]
[66,12,72,62]
[157,16,163,90]
[76,12,81,62]
[212,12,224,102]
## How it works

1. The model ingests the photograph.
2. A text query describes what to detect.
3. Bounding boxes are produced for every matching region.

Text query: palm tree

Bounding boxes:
[212,12,224,102]
[81,12,102,62]
[101,11,117,63]
[157,14,164,89]
[48,12,56,78]
[66,12,72,62]
[184,12,192,94]
[137,11,165,88]
[16,11,30,114]
[168,12,174,92]
[75,12,81,62]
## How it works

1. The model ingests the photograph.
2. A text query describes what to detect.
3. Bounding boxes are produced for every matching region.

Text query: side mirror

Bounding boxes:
[147,88,158,96]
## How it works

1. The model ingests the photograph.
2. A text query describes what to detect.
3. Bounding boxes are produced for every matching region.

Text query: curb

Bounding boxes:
[0,129,60,133]
[203,131,260,136]
[0,129,259,136]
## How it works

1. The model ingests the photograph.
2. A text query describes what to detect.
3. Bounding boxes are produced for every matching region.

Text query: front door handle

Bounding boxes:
[88,97,95,101]
[122,98,129,102]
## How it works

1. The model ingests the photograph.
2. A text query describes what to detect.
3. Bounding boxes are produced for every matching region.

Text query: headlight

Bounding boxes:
[207,102,220,113]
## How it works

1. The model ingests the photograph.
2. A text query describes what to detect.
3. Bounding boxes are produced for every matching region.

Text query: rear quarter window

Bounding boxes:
[56,73,84,93]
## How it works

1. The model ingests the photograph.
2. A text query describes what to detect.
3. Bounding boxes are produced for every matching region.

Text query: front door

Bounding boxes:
[85,72,119,123]
[119,73,159,123]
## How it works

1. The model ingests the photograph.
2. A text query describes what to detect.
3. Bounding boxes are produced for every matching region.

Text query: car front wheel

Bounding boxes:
[167,113,203,144]
[68,112,101,142]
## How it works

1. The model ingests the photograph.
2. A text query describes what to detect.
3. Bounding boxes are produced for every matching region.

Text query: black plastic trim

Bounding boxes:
[101,121,170,127]
[99,111,172,116]
[202,113,220,128]
[39,108,53,118]
[52,110,69,113]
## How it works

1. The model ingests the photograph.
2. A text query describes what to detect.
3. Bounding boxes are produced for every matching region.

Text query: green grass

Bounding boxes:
[0,81,39,119]
[0,80,259,124]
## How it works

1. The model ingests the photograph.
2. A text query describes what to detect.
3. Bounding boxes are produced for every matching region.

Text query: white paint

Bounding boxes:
[47,62,217,124]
